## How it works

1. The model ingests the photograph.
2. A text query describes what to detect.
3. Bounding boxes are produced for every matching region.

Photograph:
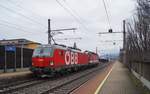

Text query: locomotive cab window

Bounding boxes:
[32,47,53,57]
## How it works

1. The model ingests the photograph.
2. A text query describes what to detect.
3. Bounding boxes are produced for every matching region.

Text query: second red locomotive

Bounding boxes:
[30,44,99,75]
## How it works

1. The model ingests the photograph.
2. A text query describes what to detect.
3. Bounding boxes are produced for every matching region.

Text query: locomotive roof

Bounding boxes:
[84,50,98,55]
[38,44,81,53]
[38,44,67,50]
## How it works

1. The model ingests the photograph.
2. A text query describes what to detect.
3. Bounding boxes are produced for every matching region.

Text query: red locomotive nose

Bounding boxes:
[32,57,53,67]
[38,58,44,62]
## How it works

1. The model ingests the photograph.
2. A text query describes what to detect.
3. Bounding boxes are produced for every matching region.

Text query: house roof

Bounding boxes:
[0,38,41,45]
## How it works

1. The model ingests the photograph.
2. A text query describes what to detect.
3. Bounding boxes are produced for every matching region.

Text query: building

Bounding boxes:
[0,38,41,49]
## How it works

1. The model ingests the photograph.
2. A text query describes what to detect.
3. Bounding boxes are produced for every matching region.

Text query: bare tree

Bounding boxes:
[126,0,150,62]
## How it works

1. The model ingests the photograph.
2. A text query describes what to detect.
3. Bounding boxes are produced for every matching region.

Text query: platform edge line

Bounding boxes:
[94,64,114,94]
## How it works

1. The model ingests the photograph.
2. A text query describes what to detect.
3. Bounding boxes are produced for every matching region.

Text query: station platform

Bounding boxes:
[98,61,142,94]
[0,70,32,79]
[72,61,143,94]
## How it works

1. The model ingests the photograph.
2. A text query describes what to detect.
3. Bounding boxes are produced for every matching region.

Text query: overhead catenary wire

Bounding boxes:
[0,24,45,38]
[55,0,90,32]
[0,0,51,42]
[62,0,88,25]
[0,2,46,29]
[6,0,46,26]
[0,0,91,42]
[0,19,46,34]
[0,23,47,40]
[0,22,47,38]
[55,37,82,40]
[0,23,30,34]
[102,0,112,29]
[0,30,46,41]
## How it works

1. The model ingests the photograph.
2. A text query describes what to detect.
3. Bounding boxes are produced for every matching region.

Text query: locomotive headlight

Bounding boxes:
[50,61,54,66]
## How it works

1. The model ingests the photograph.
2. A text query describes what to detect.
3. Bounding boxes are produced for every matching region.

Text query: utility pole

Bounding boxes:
[98,20,126,63]
[123,20,126,50]
[96,47,98,54]
[47,19,77,45]
[48,19,52,44]
[123,20,126,64]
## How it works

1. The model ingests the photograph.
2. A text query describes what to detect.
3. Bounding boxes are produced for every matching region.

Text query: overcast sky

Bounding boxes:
[0,0,135,56]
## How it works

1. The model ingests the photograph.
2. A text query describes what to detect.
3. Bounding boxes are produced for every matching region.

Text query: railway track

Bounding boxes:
[0,78,49,94]
[0,78,36,89]
[41,63,108,94]
[0,73,33,86]
[0,63,110,94]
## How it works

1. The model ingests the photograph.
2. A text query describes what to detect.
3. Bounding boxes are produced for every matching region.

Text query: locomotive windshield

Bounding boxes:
[32,47,53,57]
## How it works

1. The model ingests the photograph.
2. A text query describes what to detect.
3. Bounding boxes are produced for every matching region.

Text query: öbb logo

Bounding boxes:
[65,51,78,65]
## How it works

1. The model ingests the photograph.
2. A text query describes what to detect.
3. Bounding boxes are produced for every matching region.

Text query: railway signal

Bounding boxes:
[108,29,113,33]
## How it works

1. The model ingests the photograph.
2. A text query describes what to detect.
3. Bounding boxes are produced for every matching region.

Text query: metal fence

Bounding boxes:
[131,62,150,81]
[120,51,150,81]
[0,45,33,72]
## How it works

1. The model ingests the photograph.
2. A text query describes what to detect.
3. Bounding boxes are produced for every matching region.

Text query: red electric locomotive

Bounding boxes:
[30,44,99,75]
[85,51,99,63]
